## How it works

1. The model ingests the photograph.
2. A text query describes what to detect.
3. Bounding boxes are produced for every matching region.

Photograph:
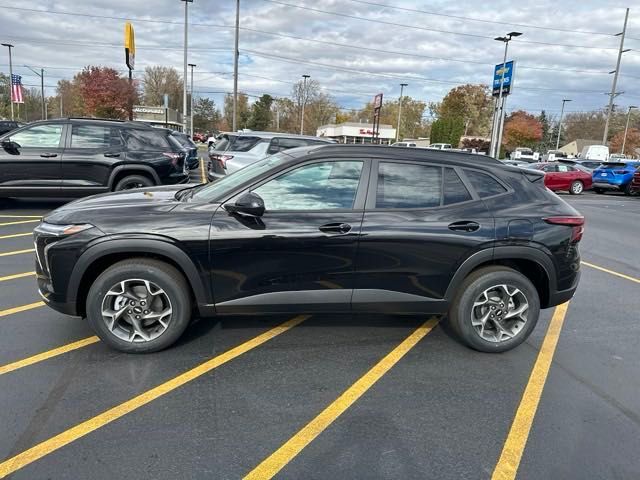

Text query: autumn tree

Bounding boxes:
[358,97,430,139]
[75,67,137,119]
[271,97,297,132]
[429,84,493,136]
[142,66,183,110]
[609,128,640,157]
[223,93,250,130]
[192,97,221,133]
[430,117,465,146]
[247,94,273,130]
[502,110,543,152]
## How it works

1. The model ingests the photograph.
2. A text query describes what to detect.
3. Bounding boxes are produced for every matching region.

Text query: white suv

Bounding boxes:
[208,132,334,180]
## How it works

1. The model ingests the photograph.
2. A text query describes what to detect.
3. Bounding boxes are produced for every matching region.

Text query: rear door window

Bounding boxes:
[464,170,507,198]
[443,168,472,205]
[376,162,442,209]
[70,125,115,149]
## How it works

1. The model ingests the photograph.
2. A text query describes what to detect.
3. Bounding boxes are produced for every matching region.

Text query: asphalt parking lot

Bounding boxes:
[0,163,639,479]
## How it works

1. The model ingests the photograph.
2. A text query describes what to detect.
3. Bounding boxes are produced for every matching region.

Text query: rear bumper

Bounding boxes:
[546,269,580,308]
[592,181,624,191]
[162,172,190,185]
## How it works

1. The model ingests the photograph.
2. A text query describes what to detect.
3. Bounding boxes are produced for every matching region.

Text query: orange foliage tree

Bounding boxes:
[75,66,138,119]
[609,128,640,157]
[502,110,543,152]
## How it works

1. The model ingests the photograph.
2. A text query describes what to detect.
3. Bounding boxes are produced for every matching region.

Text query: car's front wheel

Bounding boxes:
[448,266,540,353]
[569,180,584,195]
[86,259,192,353]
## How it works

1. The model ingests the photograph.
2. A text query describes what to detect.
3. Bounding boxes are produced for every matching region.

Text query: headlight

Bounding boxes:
[34,223,95,236]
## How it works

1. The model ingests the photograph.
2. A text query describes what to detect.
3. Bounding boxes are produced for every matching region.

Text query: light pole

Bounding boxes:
[621,105,637,155]
[188,63,196,136]
[25,65,46,120]
[181,0,193,133]
[232,0,240,131]
[2,43,14,121]
[300,74,310,135]
[396,83,407,142]
[556,99,572,150]
[490,32,522,158]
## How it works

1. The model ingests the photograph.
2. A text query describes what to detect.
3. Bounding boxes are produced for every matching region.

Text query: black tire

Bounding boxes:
[569,180,584,195]
[594,188,605,194]
[86,258,192,353]
[114,174,154,191]
[448,266,540,353]
[623,183,632,196]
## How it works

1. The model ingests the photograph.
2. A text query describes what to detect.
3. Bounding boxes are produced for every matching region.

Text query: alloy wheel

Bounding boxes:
[571,182,583,194]
[471,284,529,343]
[100,279,173,343]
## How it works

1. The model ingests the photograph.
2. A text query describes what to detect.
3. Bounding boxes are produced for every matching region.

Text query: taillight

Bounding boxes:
[613,169,628,174]
[214,154,234,169]
[162,152,182,167]
[544,216,585,243]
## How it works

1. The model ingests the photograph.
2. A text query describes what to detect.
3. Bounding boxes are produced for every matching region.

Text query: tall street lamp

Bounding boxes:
[232,0,240,132]
[2,43,15,121]
[300,74,310,135]
[396,83,408,142]
[621,105,637,155]
[491,32,522,158]
[556,99,572,150]
[188,63,196,136]
[181,0,193,133]
[25,65,46,120]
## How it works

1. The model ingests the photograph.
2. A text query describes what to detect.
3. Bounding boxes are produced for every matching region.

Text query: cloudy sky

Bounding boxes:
[1,0,639,120]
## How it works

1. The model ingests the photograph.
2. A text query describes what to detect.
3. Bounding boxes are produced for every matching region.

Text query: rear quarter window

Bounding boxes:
[464,169,507,198]
[124,129,171,150]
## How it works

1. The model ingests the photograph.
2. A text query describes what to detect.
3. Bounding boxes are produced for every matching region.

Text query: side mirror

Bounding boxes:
[224,191,265,217]
[1,139,19,150]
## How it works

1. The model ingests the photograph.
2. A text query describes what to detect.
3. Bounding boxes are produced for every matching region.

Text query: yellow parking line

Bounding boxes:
[244,317,439,480]
[491,302,570,480]
[581,261,639,285]
[0,248,34,257]
[200,157,207,184]
[0,271,35,282]
[0,219,39,227]
[0,302,45,318]
[0,232,32,240]
[0,336,100,376]
[0,215,43,219]
[0,315,309,478]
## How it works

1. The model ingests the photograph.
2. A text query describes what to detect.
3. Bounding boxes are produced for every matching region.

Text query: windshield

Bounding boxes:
[191,152,292,202]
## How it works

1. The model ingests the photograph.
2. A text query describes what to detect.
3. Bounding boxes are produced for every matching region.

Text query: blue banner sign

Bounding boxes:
[493,61,515,97]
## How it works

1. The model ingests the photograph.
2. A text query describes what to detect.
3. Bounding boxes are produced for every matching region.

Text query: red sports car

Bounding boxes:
[529,162,592,195]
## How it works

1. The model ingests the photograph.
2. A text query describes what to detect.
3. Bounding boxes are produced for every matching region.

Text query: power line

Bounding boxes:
[344,0,616,37]
[260,0,619,51]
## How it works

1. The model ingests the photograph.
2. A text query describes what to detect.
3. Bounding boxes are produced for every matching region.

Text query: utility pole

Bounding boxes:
[490,32,522,158]
[25,65,46,120]
[621,105,637,155]
[556,99,572,150]
[603,8,629,145]
[300,74,310,135]
[2,43,14,121]
[188,63,196,136]
[232,0,240,132]
[181,0,193,133]
[59,95,63,117]
[396,83,407,142]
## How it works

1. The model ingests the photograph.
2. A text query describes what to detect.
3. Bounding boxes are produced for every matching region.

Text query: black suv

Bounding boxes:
[35,145,583,353]
[0,118,189,198]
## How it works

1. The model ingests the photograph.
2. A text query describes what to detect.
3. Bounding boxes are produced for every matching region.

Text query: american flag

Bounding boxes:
[11,74,24,104]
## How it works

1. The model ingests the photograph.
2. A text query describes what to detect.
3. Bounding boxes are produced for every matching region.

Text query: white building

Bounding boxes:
[317,122,396,144]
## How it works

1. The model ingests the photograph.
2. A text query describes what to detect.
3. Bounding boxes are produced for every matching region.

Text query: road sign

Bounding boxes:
[373,93,383,109]
[125,22,135,70]
[492,60,515,97]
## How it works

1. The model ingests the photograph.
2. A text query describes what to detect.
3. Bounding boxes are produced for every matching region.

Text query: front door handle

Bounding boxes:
[39,153,58,158]
[104,152,121,158]
[448,221,480,232]
[319,222,352,234]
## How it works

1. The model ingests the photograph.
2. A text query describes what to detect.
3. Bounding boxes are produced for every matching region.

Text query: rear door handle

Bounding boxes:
[104,152,120,158]
[448,221,480,232]
[319,222,352,234]
[39,153,58,158]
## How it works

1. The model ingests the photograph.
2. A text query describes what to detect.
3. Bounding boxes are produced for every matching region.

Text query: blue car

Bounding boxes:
[592,161,640,195]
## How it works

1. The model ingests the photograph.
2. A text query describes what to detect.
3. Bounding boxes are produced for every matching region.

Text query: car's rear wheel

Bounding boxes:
[448,266,540,353]
[594,187,605,194]
[114,175,154,191]
[86,259,192,353]
[569,180,584,195]
[623,183,632,196]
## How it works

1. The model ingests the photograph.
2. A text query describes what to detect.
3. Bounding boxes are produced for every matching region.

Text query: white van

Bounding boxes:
[392,141,417,147]
[579,145,609,162]
[428,143,452,150]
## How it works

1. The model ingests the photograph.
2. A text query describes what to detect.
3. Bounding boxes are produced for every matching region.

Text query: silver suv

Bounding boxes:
[208,131,334,180]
